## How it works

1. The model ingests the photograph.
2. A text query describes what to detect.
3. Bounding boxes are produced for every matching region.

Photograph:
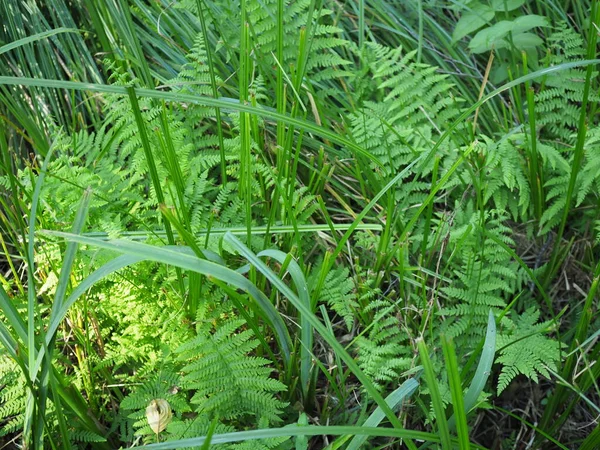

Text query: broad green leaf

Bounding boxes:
[512,32,544,49]
[491,0,526,11]
[452,3,495,43]
[469,20,514,53]
[469,15,548,53]
[511,14,549,34]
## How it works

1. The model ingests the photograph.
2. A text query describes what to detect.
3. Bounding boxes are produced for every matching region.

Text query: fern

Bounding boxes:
[175,305,287,424]
[439,206,521,342]
[535,23,599,144]
[496,308,562,394]
[355,298,412,391]
[477,134,531,221]
[348,42,463,226]
[313,266,358,331]
[0,356,26,438]
[538,127,600,234]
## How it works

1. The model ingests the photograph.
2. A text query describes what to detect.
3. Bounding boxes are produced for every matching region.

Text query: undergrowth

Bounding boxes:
[0,0,599,449]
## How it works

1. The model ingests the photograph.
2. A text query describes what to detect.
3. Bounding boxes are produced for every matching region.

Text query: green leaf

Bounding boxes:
[461,311,496,414]
[129,425,440,449]
[469,20,514,53]
[511,15,550,34]
[512,32,544,49]
[468,15,548,53]
[418,340,452,449]
[0,28,79,56]
[452,3,495,43]
[442,337,470,450]
[346,378,419,450]
[491,0,526,11]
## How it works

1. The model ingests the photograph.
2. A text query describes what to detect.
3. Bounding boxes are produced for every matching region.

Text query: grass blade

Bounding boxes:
[130,425,441,449]
[346,378,419,450]
[257,249,313,400]
[41,231,292,364]
[417,339,452,449]
[0,28,79,56]
[442,336,470,449]
[224,233,406,431]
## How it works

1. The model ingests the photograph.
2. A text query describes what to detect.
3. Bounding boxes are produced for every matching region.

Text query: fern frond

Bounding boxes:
[496,308,562,394]
[176,314,287,423]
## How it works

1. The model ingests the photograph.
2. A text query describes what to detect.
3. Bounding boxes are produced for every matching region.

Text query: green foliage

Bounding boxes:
[177,311,287,423]
[451,1,549,82]
[496,308,562,394]
[476,134,531,221]
[119,299,287,446]
[314,266,358,331]
[439,207,520,340]
[119,364,190,442]
[2,0,600,448]
[535,23,598,144]
[356,298,412,391]
[0,357,26,438]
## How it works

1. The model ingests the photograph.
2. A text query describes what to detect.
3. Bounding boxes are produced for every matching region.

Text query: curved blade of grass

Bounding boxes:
[346,378,419,450]
[131,425,440,449]
[4,58,600,172]
[257,249,312,398]
[0,76,383,168]
[35,188,92,450]
[417,339,452,449]
[0,28,79,56]
[40,231,292,363]
[24,145,54,445]
[542,365,600,415]
[81,223,383,241]
[448,310,496,430]
[31,254,143,376]
[224,233,405,431]
[0,319,19,361]
[0,282,28,343]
